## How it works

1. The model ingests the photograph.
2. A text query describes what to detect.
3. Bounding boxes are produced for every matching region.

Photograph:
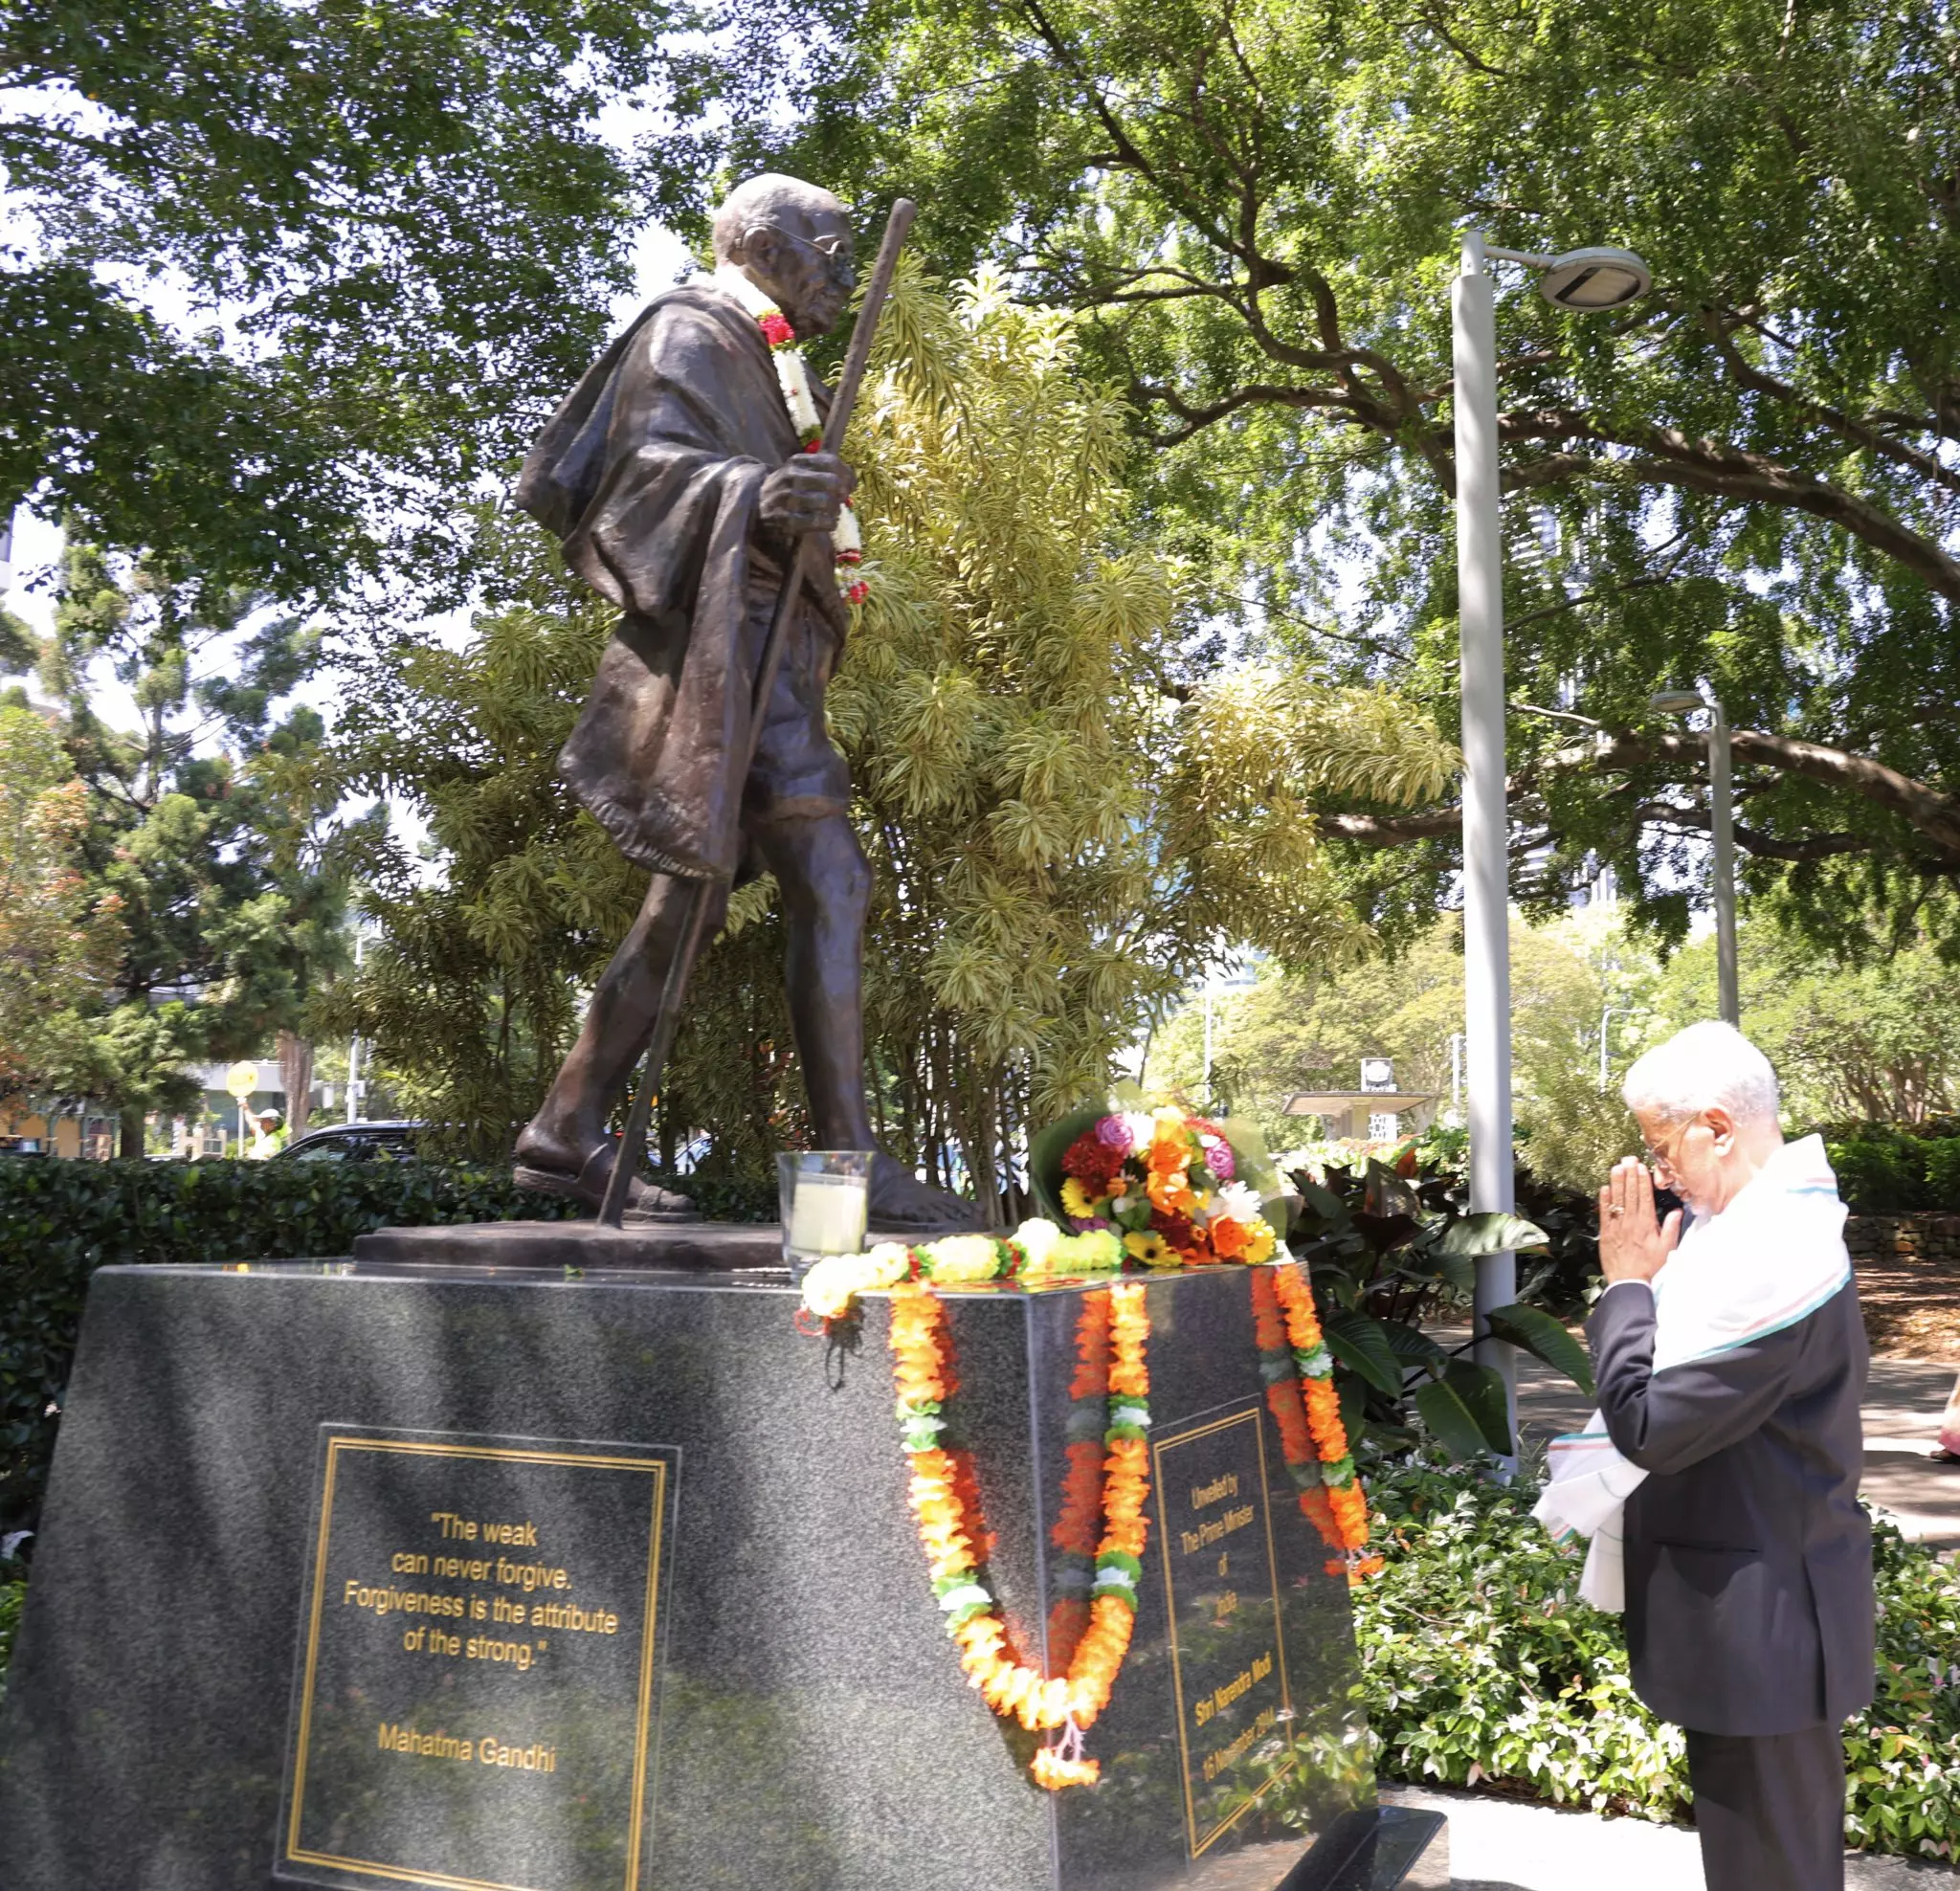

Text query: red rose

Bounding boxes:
[1149,1208,1195,1251]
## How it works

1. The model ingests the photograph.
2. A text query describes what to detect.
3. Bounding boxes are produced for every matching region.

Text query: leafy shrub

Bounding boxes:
[1923,1140,1960,1213]
[1288,1157,1591,1463]
[1360,1459,1960,1859]
[1816,1120,1960,1214]
[0,1157,773,1548]
[1360,1459,1687,1817]
[1827,1128,1932,1213]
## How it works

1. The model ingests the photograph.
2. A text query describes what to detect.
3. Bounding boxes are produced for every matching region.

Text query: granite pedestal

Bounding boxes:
[0,1260,1441,1891]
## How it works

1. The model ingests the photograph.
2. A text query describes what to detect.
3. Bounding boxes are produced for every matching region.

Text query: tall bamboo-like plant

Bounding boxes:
[322,276,1458,1189]
[810,268,1456,1205]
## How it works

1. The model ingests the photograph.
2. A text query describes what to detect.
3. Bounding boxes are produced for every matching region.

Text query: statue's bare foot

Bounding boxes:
[867,1154,990,1236]
[513,1131,699,1222]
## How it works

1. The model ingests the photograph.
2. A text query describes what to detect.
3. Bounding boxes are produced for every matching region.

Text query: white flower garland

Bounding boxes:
[710,264,866,603]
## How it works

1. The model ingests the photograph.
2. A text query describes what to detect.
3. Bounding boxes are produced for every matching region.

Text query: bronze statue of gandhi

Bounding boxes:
[509,173,979,1235]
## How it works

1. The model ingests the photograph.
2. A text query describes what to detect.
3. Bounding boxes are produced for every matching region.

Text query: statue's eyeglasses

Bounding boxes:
[778,230,854,266]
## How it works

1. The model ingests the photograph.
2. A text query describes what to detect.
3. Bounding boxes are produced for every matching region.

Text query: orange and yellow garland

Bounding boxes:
[1253,1261,1381,1579]
[888,1278,1152,1791]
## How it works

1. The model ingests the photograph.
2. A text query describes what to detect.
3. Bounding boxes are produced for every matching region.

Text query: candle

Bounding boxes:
[788,1172,868,1257]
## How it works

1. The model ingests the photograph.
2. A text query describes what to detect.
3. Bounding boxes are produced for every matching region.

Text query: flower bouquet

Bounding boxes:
[1031,1094,1287,1268]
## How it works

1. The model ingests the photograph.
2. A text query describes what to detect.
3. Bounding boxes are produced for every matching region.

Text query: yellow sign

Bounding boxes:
[225,1061,259,1100]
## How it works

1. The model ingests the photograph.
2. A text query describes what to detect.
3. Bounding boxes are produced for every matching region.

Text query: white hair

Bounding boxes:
[1621,1020,1780,1127]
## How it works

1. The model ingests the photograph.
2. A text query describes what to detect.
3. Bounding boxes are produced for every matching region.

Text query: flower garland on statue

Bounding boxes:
[796,1217,1123,1324]
[888,1272,1151,1791]
[1251,1261,1380,1579]
[791,1124,1376,1790]
[1057,1105,1278,1268]
[1045,1290,1113,1666]
[710,264,868,606]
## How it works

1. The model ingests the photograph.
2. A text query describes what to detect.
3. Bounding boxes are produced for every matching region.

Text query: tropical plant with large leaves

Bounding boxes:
[1289,1154,1594,1461]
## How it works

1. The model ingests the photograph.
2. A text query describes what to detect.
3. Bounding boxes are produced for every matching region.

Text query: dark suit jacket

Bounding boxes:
[1588,1275,1874,1735]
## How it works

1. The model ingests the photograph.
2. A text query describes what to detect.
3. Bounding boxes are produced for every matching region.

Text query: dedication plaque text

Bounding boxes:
[1152,1402,1297,1858]
[278,1427,678,1891]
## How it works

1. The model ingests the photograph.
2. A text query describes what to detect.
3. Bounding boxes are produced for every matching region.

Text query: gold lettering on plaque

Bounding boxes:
[286,1437,668,1891]
[1154,1407,1297,1858]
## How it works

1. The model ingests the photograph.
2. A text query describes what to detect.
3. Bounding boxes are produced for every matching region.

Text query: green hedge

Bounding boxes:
[1820,1122,1960,1214]
[1360,1459,1960,1859]
[0,1157,772,1548]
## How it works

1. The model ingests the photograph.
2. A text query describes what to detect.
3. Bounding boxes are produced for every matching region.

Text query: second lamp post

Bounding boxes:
[1652,688,1740,1026]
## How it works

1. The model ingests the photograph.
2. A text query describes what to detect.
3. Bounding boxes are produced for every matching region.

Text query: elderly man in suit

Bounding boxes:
[1550,1020,1871,1891]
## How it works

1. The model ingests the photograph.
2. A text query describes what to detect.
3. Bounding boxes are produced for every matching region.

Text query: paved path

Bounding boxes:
[1505,1346,1960,1546]
[1381,1783,1960,1888]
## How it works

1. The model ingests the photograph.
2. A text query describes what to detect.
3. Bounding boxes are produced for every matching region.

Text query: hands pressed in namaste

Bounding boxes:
[1598,1156,1682,1286]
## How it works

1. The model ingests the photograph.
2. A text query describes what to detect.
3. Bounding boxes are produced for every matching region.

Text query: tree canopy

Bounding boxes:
[745,0,1960,949]
[0,702,122,1109]
[1,0,729,599]
[0,544,353,1146]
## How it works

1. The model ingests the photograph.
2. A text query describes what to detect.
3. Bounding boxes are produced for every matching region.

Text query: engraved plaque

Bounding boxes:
[1151,1402,1297,1858]
[278,1426,678,1891]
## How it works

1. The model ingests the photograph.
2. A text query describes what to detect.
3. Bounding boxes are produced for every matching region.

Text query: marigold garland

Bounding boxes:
[1254,1262,1381,1580]
[887,1277,1152,1790]
[799,1196,1386,1791]
[708,263,870,606]
[1045,1290,1113,1663]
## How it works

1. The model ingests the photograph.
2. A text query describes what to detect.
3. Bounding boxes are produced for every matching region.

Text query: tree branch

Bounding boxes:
[1701,311,1960,502]
[1321,725,1960,872]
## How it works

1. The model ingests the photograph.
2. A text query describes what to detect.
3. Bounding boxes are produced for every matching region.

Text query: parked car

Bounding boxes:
[275,1121,431,1163]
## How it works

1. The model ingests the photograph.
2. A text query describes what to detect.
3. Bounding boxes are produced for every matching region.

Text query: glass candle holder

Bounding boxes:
[776,1150,872,1272]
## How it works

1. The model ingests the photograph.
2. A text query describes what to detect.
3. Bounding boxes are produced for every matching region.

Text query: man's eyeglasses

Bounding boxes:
[1642,1117,1701,1178]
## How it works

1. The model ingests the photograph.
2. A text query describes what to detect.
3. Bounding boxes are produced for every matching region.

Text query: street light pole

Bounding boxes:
[1455,234,1651,1459]
[1707,696,1739,1027]
[1651,688,1740,1027]
[1452,232,1517,1445]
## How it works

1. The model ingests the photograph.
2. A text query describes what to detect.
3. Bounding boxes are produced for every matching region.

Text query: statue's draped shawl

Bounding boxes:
[515,283,842,880]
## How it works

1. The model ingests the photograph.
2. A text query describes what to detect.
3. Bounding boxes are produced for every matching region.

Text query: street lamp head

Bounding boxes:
[1649,688,1708,716]
[1539,246,1651,311]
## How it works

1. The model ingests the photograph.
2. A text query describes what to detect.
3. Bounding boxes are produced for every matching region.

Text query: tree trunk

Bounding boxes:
[278,1031,314,1137]
[119,1106,146,1159]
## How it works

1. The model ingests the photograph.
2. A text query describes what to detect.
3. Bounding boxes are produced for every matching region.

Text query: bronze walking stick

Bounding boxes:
[597,197,917,1227]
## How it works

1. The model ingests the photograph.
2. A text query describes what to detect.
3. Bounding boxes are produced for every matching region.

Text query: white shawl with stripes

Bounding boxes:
[1532,1134,1852,1612]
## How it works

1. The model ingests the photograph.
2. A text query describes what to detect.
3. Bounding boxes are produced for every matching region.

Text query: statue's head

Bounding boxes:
[712,173,856,339]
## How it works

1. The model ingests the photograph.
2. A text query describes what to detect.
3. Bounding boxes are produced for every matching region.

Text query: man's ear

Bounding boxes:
[733,224,784,280]
[1704,1105,1737,1152]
